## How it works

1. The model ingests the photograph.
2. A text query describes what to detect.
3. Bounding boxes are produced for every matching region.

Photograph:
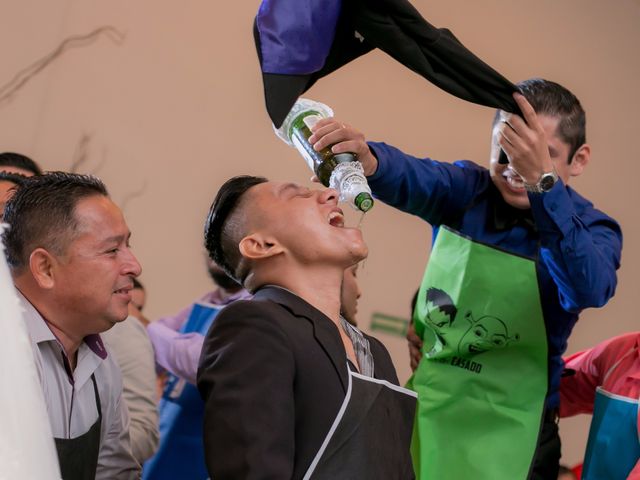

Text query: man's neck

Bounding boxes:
[45,320,83,370]
[16,283,83,369]
[258,267,343,324]
[255,265,360,369]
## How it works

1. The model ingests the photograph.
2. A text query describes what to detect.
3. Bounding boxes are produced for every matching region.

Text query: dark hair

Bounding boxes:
[518,78,586,163]
[0,152,42,176]
[3,172,108,269]
[0,171,28,188]
[411,289,419,314]
[426,287,458,322]
[132,277,144,290]
[204,175,268,283]
[0,172,28,221]
[492,79,586,164]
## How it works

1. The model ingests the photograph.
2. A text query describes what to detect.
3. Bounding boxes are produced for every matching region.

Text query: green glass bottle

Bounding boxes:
[275,99,374,213]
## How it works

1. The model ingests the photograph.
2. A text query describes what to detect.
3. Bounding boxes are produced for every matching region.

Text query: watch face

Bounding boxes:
[540,174,557,192]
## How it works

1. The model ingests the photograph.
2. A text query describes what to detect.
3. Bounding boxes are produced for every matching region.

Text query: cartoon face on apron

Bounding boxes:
[54,374,102,480]
[582,347,640,480]
[407,226,548,480]
[143,302,221,480]
[303,365,417,480]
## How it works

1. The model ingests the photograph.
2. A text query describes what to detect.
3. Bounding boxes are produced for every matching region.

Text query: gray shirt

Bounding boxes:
[19,293,141,479]
[340,316,375,377]
[102,316,159,464]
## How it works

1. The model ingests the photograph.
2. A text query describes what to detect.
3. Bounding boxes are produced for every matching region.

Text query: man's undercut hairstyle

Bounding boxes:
[2,172,108,270]
[204,175,268,284]
[517,78,586,163]
[0,152,43,176]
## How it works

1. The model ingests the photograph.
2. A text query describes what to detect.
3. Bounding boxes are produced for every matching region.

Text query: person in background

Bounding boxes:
[146,257,250,386]
[560,332,640,479]
[0,151,42,176]
[3,172,141,479]
[129,278,147,322]
[0,153,41,221]
[142,258,250,479]
[340,262,362,327]
[0,171,26,221]
[101,276,159,465]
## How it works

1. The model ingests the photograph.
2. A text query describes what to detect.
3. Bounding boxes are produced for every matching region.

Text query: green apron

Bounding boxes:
[407,226,548,479]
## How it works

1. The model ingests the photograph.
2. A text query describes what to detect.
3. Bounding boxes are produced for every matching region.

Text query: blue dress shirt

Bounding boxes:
[367,141,623,408]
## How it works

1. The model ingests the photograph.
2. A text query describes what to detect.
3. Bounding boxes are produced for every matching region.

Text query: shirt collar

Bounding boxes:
[18,290,108,359]
[18,290,57,345]
[205,287,252,306]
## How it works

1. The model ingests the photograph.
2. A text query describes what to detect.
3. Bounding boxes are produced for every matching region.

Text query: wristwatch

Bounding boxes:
[524,169,559,193]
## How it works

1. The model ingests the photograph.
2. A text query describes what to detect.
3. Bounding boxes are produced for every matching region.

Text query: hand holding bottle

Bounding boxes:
[308,119,379,177]
[274,98,374,212]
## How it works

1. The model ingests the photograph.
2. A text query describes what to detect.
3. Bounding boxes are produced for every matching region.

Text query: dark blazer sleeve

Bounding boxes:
[197,300,296,479]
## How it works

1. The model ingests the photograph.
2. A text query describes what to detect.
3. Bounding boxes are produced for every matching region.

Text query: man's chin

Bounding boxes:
[491,175,531,210]
[349,242,368,263]
[499,187,531,210]
[108,311,130,327]
[504,195,531,210]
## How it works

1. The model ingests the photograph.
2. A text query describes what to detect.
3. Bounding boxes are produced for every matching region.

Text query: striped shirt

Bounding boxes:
[340,316,375,378]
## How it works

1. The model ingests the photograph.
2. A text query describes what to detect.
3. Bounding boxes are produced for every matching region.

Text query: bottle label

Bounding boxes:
[329,161,373,210]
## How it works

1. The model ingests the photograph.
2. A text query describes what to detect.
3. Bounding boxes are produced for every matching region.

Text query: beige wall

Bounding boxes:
[3,0,639,466]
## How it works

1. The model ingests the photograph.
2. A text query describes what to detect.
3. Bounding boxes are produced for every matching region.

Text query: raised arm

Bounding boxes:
[499,93,622,311]
[309,118,486,225]
[530,187,621,311]
[560,334,636,417]
[147,302,203,384]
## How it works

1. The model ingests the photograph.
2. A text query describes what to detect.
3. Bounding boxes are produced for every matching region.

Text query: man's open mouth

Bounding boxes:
[503,169,525,191]
[328,209,345,228]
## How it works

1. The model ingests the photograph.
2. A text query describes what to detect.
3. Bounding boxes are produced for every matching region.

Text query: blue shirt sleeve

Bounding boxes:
[528,180,623,313]
[367,141,487,225]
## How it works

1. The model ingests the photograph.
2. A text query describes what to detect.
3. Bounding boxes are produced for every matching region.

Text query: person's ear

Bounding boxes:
[568,144,590,177]
[29,248,57,289]
[238,233,284,261]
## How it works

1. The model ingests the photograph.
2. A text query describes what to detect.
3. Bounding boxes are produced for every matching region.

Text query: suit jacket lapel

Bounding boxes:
[253,286,349,391]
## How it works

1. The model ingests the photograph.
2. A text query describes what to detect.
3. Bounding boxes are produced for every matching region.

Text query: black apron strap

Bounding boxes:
[54,373,102,480]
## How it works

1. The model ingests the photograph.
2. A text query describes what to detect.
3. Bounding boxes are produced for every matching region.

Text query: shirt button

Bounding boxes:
[549,203,557,212]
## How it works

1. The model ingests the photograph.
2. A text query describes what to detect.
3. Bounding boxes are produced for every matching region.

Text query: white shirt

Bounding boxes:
[19,292,141,479]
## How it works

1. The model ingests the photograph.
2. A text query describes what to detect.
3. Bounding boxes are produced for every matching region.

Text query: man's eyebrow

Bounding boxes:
[101,231,131,246]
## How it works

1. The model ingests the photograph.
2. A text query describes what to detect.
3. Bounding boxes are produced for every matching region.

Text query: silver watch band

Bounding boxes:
[523,169,558,193]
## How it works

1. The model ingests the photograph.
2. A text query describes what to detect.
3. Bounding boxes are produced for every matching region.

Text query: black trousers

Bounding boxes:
[529,408,561,480]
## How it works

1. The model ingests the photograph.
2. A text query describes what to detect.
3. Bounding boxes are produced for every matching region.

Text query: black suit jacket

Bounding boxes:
[197,286,399,479]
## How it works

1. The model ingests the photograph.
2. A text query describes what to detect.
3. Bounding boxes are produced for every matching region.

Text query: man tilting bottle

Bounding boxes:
[309,79,623,479]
